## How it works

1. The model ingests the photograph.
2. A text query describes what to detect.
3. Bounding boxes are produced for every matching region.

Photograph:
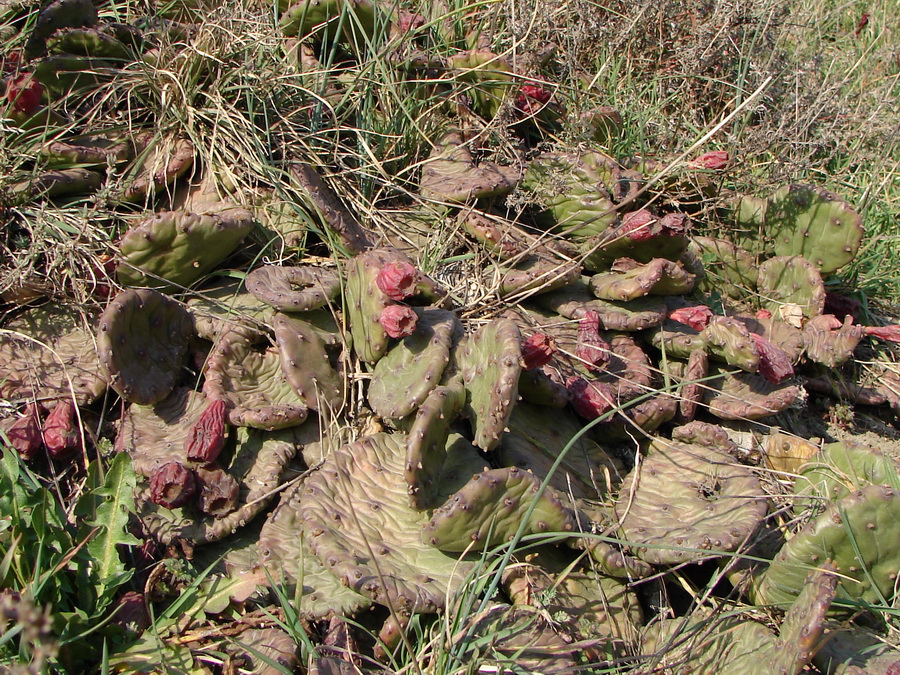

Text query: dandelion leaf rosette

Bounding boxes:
[258,481,372,619]
[0,304,106,405]
[299,433,474,614]
[615,438,767,565]
[97,289,193,405]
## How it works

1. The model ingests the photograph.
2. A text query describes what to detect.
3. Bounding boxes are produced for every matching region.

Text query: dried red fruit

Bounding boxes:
[751,333,794,383]
[567,377,615,420]
[185,399,227,463]
[149,461,197,509]
[195,466,240,517]
[619,209,656,240]
[521,332,556,370]
[864,325,900,343]
[689,150,729,170]
[376,261,420,301]
[576,311,610,371]
[755,309,773,320]
[4,403,43,460]
[515,84,553,115]
[668,305,713,331]
[5,74,43,116]
[379,304,418,338]
[824,292,861,322]
[42,399,82,459]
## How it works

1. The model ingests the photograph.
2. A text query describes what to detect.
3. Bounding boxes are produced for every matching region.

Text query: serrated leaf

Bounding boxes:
[85,453,140,603]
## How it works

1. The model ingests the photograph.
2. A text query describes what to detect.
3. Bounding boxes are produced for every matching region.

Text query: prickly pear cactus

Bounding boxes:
[703,365,801,420]
[120,133,194,203]
[757,255,826,319]
[245,265,340,311]
[534,278,667,331]
[273,313,344,413]
[615,437,768,565]
[420,131,520,204]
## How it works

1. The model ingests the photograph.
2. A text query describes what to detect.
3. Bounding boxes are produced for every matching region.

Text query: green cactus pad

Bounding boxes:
[121,133,194,203]
[272,313,343,413]
[501,546,643,642]
[368,309,459,420]
[734,313,806,362]
[245,265,340,311]
[744,184,864,274]
[345,248,406,363]
[703,365,801,420]
[136,426,299,545]
[498,401,625,500]
[702,315,761,372]
[97,289,193,405]
[582,218,692,271]
[754,484,900,609]
[518,368,570,407]
[300,433,475,614]
[117,208,254,290]
[534,278,667,331]
[280,0,382,46]
[46,26,132,60]
[457,318,522,451]
[690,235,759,300]
[813,626,900,675]
[674,349,708,421]
[0,304,106,405]
[258,481,372,619]
[491,249,582,299]
[4,167,104,205]
[407,427,487,512]
[203,332,310,430]
[458,210,528,260]
[25,0,98,57]
[116,387,211,477]
[615,437,767,565]
[422,466,579,551]
[589,258,696,301]
[650,321,708,359]
[446,48,514,120]
[420,131,520,204]
[40,134,133,167]
[757,255,826,319]
[290,163,373,255]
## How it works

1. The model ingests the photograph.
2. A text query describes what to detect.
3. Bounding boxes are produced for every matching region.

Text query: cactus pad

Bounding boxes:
[615,437,767,564]
[300,433,475,614]
[97,289,193,405]
[121,134,194,203]
[704,365,801,420]
[589,257,696,301]
[273,313,343,412]
[245,265,340,311]
[534,279,667,331]
[757,255,826,319]
[420,131,520,204]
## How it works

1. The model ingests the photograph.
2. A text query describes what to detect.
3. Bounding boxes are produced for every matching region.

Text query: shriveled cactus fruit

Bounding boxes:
[97,289,193,405]
[116,387,206,476]
[615,437,767,565]
[588,257,696,301]
[368,308,458,420]
[300,433,475,614]
[757,255,826,319]
[203,332,309,430]
[422,467,579,551]
[3,404,44,460]
[736,184,864,274]
[521,150,640,241]
[117,208,254,290]
[457,318,521,451]
[419,131,519,204]
[644,566,837,675]
[245,265,340,311]
[753,484,900,609]
[704,365,801,420]
[290,163,373,255]
[533,279,667,331]
[498,401,624,500]
[136,426,299,545]
[0,304,106,405]
[273,313,343,412]
[690,235,758,299]
[120,134,194,203]
[501,547,643,642]
[258,481,371,619]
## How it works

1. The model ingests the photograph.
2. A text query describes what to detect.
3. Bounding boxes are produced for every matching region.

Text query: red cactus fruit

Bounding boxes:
[42,399,82,459]
[515,84,553,115]
[689,150,729,170]
[196,466,240,517]
[376,261,420,301]
[396,11,425,33]
[576,311,610,371]
[521,332,556,370]
[619,209,656,240]
[567,377,615,420]
[380,304,418,338]
[751,333,794,383]
[185,399,227,463]
[149,461,197,509]
[864,325,900,343]
[5,74,43,116]
[669,305,713,331]
[4,403,43,460]
[755,309,773,320]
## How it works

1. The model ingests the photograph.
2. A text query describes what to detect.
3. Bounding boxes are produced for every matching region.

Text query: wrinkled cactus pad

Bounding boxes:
[246,265,341,311]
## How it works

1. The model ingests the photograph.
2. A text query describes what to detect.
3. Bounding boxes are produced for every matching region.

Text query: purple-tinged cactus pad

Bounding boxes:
[300,433,475,614]
[534,278,666,331]
[121,133,194,203]
[246,265,340,311]
[0,304,106,405]
[703,365,801,420]
[97,289,193,405]
[615,437,767,565]
[420,131,520,204]
[186,279,276,342]
[422,467,579,551]
[273,313,343,413]
[588,257,696,301]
